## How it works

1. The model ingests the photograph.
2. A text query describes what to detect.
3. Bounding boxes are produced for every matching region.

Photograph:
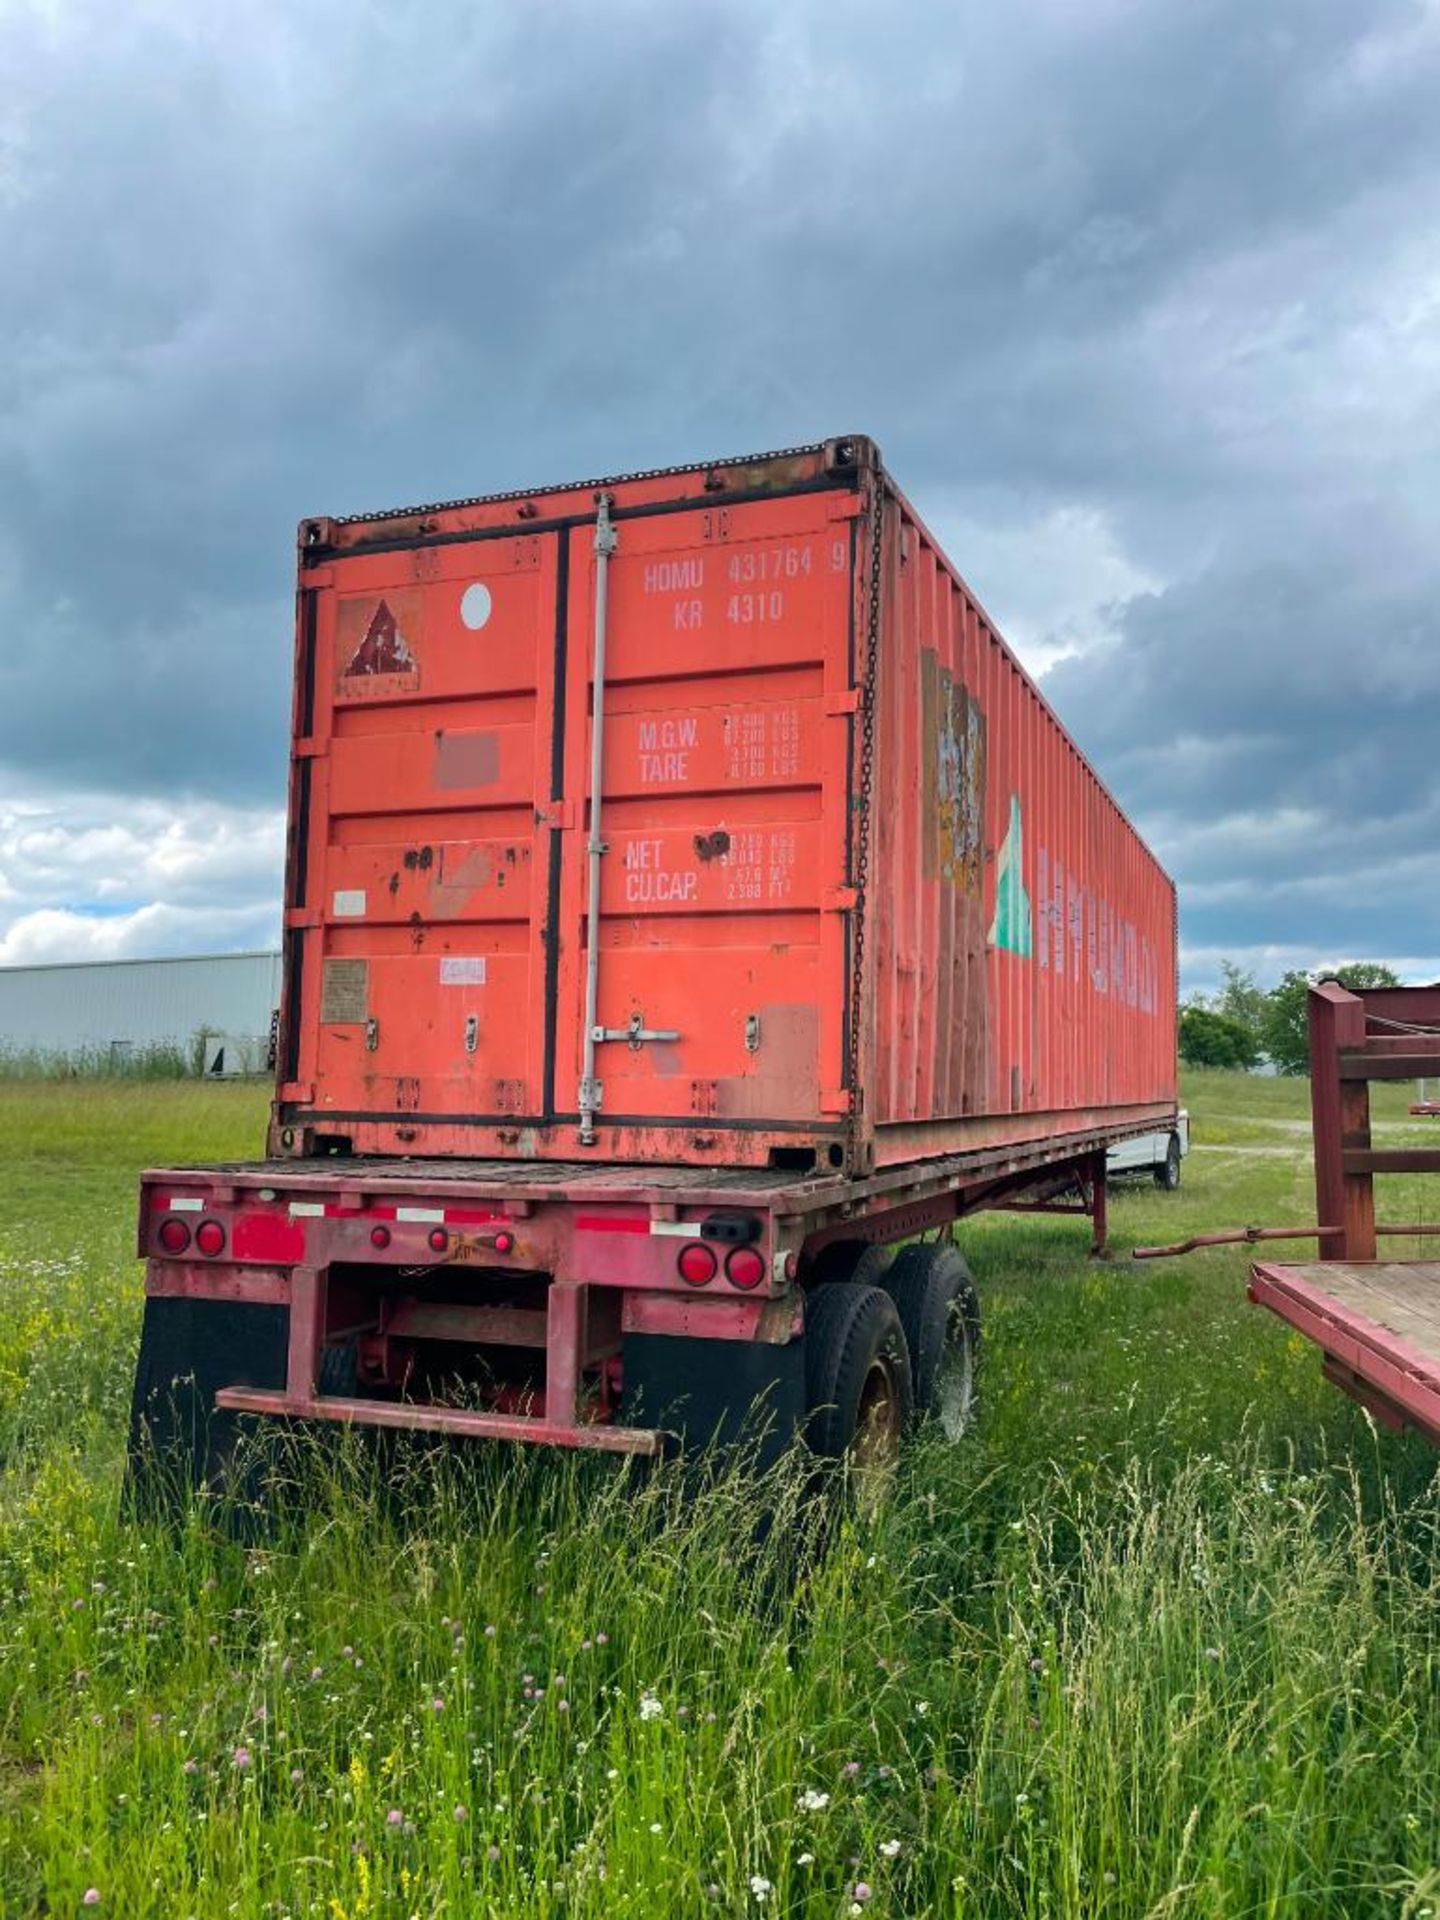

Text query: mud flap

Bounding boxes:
[619,1333,806,1468]
[125,1296,289,1515]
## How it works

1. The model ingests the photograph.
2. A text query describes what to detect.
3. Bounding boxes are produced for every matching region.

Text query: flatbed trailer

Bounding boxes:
[131,1119,1137,1477]
[1246,982,1440,1442]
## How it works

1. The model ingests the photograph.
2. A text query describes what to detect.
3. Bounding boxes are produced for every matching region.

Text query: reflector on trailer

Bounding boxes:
[195,1220,226,1257]
[678,1243,717,1286]
[158,1217,190,1254]
[726,1246,766,1290]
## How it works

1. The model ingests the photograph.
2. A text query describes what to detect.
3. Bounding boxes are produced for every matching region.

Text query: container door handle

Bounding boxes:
[591,1009,681,1052]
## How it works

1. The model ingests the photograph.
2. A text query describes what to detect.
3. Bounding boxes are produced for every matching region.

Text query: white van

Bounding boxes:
[1107,1111,1190,1189]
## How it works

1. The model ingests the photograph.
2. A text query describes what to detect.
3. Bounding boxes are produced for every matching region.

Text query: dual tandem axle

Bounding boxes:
[128,1130,1126,1485]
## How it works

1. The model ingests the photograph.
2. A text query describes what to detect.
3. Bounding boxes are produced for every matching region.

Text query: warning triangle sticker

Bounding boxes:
[344,599,417,677]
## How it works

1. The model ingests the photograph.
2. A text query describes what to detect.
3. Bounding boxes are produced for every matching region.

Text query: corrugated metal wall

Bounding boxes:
[0,951,282,1062]
[870,491,1177,1159]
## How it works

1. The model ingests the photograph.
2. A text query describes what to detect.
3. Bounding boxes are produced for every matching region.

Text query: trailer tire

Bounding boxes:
[1155,1134,1182,1191]
[884,1242,981,1439]
[804,1282,912,1468]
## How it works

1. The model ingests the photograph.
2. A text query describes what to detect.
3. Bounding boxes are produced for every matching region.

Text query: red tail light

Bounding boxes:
[678,1242,717,1286]
[370,1225,391,1249]
[158,1217,190,1255]
[428,1228,449,1253]
[725,1246,766,1290]
[195,1219,226,1257]
[494,1230,515,1255]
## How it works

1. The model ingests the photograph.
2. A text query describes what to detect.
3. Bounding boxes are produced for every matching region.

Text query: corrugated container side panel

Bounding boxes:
[869,492,1176,1158]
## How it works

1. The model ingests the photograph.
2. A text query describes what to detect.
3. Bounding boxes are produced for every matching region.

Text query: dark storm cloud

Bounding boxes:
[0,0,1437,975]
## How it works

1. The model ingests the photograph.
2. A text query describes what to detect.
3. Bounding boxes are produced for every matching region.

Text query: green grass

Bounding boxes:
[2,1075,1439,1917]
[0,1040,200,1081]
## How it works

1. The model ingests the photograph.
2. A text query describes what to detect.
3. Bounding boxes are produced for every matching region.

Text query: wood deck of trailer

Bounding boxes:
[1249,1260,1440,1444]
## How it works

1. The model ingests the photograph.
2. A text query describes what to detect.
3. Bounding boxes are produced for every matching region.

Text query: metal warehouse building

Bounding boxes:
[0,950,282,1072]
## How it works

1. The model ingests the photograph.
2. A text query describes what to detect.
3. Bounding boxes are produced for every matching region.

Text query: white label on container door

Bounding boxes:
[440,956,487,985]
[332,889,367,917]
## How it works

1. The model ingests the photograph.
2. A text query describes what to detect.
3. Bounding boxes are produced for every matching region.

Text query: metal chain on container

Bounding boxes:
[845,472,886,1171]
[331,440,830,527]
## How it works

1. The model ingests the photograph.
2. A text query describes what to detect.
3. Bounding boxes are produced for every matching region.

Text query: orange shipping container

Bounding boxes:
[273,437,1176,1175]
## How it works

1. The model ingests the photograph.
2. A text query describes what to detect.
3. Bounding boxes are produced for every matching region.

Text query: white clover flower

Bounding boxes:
[797,1789,830,1812]
[880,1838,902,1858]
[639,1693,664,1721]
[797,1853,814,1866]
[749,1876,772,1902]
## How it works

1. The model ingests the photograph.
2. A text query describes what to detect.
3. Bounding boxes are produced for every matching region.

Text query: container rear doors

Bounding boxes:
[280,484,858,1162]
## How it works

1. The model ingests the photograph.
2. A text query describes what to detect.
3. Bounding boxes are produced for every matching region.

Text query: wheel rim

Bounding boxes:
[936,1302,975,1440]
[853,1354,903,1471]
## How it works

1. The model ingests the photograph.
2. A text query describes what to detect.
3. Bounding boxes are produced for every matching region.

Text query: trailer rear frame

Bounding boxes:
[131,1116,1154,1469]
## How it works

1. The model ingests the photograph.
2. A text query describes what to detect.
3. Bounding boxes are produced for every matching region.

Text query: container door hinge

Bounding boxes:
[364,1017,380,1052]
[744,1013,762,1053]
[464,1014,479,1054]
[821,1088,854,1115]
[826,885,860,910]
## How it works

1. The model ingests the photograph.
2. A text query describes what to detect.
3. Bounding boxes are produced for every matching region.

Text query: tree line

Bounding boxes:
[1180,960,1401,1074]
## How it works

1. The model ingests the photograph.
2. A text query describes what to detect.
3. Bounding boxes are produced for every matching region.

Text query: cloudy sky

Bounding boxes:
[1,0,1436,993]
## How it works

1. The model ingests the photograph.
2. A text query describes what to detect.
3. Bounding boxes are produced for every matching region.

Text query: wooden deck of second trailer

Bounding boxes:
[1250,1260,1440,1444]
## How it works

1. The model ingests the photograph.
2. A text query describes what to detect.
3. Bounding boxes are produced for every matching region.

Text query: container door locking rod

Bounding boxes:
[578,494,618,1145]
[592,1009,681,1051]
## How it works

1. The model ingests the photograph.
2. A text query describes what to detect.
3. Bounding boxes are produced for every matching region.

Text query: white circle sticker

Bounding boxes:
[460,582,493,630]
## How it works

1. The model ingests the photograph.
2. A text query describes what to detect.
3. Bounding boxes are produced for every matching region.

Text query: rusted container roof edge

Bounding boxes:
[318,437,855,530]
